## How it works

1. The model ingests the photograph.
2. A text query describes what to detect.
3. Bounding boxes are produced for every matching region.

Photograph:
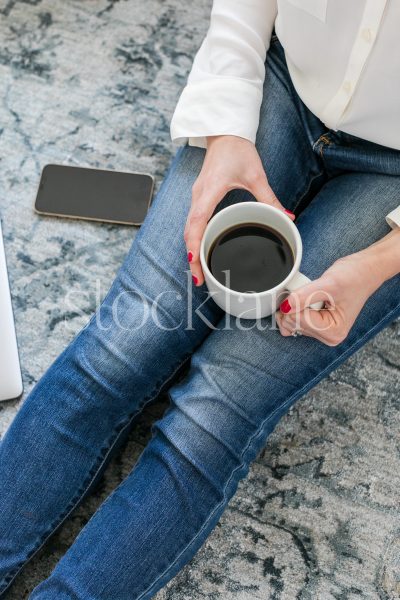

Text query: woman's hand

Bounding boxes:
[184,135,295,285]
[276,229,400,346]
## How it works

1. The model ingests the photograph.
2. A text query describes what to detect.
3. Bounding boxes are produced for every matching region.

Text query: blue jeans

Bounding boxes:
[1,38,400,600]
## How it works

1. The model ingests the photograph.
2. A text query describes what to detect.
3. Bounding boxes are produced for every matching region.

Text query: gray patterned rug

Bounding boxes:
[0,1,399,599]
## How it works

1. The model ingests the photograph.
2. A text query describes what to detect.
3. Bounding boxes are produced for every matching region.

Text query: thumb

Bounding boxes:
[250,175,296,221]
[279,278,331,314]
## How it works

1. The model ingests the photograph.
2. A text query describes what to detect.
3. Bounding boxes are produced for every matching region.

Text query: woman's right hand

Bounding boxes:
[184,134,295,285]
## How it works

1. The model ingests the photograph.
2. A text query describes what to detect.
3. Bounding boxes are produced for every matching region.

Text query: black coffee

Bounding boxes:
[207,223,294,293]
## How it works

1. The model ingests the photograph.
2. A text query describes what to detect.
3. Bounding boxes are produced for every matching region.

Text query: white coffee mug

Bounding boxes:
[199,202,324,319]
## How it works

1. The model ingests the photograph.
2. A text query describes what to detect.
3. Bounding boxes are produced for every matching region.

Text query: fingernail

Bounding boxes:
[187,251,193,263]
[192,274,199,286]
[284,209,295,219]
[280,299,291,313]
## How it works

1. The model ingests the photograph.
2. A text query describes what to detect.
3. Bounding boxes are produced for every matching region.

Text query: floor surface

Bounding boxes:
[0,1,399,598]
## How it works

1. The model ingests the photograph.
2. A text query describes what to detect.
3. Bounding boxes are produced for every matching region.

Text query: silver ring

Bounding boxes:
[291,329,303,337]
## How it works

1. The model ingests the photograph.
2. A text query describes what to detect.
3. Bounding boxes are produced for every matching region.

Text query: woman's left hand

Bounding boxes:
[275,250,384,346]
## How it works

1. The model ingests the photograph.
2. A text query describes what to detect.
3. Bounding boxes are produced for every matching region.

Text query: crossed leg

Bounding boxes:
[0,36,325,597]
[2,36,400,599]
[29,171,400,599]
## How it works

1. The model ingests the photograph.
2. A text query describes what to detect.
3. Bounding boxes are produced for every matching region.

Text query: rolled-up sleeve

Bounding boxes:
[170,0,278,149]
[386,206,400,229]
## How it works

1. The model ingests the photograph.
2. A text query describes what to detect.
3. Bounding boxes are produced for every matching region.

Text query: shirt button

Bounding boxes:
[342,80,352,94]
[361,28,373,43]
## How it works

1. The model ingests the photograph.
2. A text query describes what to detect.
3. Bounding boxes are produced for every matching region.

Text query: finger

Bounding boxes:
[299,308,345,346]
[281,308,336,342]
[279,279,334,314]
[250,175,296,221]
[275,311,294,337]
[184,187,225,286]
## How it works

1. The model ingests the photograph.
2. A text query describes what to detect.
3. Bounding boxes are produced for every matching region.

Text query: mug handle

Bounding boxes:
[285,272,324,310]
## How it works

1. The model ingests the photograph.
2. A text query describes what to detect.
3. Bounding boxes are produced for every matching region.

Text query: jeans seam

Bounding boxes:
[265,43,326,214]
[135,301,400,600]
[0,351,192,598]
[291,168,325,214]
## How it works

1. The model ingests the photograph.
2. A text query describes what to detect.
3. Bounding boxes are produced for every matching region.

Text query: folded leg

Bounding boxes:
[30,172,400,599]
[0,37,326,597]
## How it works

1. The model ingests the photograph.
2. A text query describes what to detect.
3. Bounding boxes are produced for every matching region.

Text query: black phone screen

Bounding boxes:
[35,164,154,225]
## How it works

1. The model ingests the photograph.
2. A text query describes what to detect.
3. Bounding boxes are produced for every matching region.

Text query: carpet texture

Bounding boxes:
[0,1,399,598]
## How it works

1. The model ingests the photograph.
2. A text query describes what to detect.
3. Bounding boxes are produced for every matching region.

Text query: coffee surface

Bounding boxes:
[208,223,294,293]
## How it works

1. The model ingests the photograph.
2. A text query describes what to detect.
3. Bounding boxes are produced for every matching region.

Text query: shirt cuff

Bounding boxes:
[386,205,400,230]
[170,77,263,150]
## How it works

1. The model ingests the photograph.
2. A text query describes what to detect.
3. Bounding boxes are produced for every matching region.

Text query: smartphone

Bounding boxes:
[0,221,23,402]
[35,164,154,225]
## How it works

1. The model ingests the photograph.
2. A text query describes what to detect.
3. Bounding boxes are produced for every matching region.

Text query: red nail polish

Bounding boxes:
[284,209,295,219]
[192,274,199,286]
[187,251,193,263]
[280,298,291,313]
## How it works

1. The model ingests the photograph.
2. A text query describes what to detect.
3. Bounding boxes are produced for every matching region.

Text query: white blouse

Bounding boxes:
[170,0,400,229]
